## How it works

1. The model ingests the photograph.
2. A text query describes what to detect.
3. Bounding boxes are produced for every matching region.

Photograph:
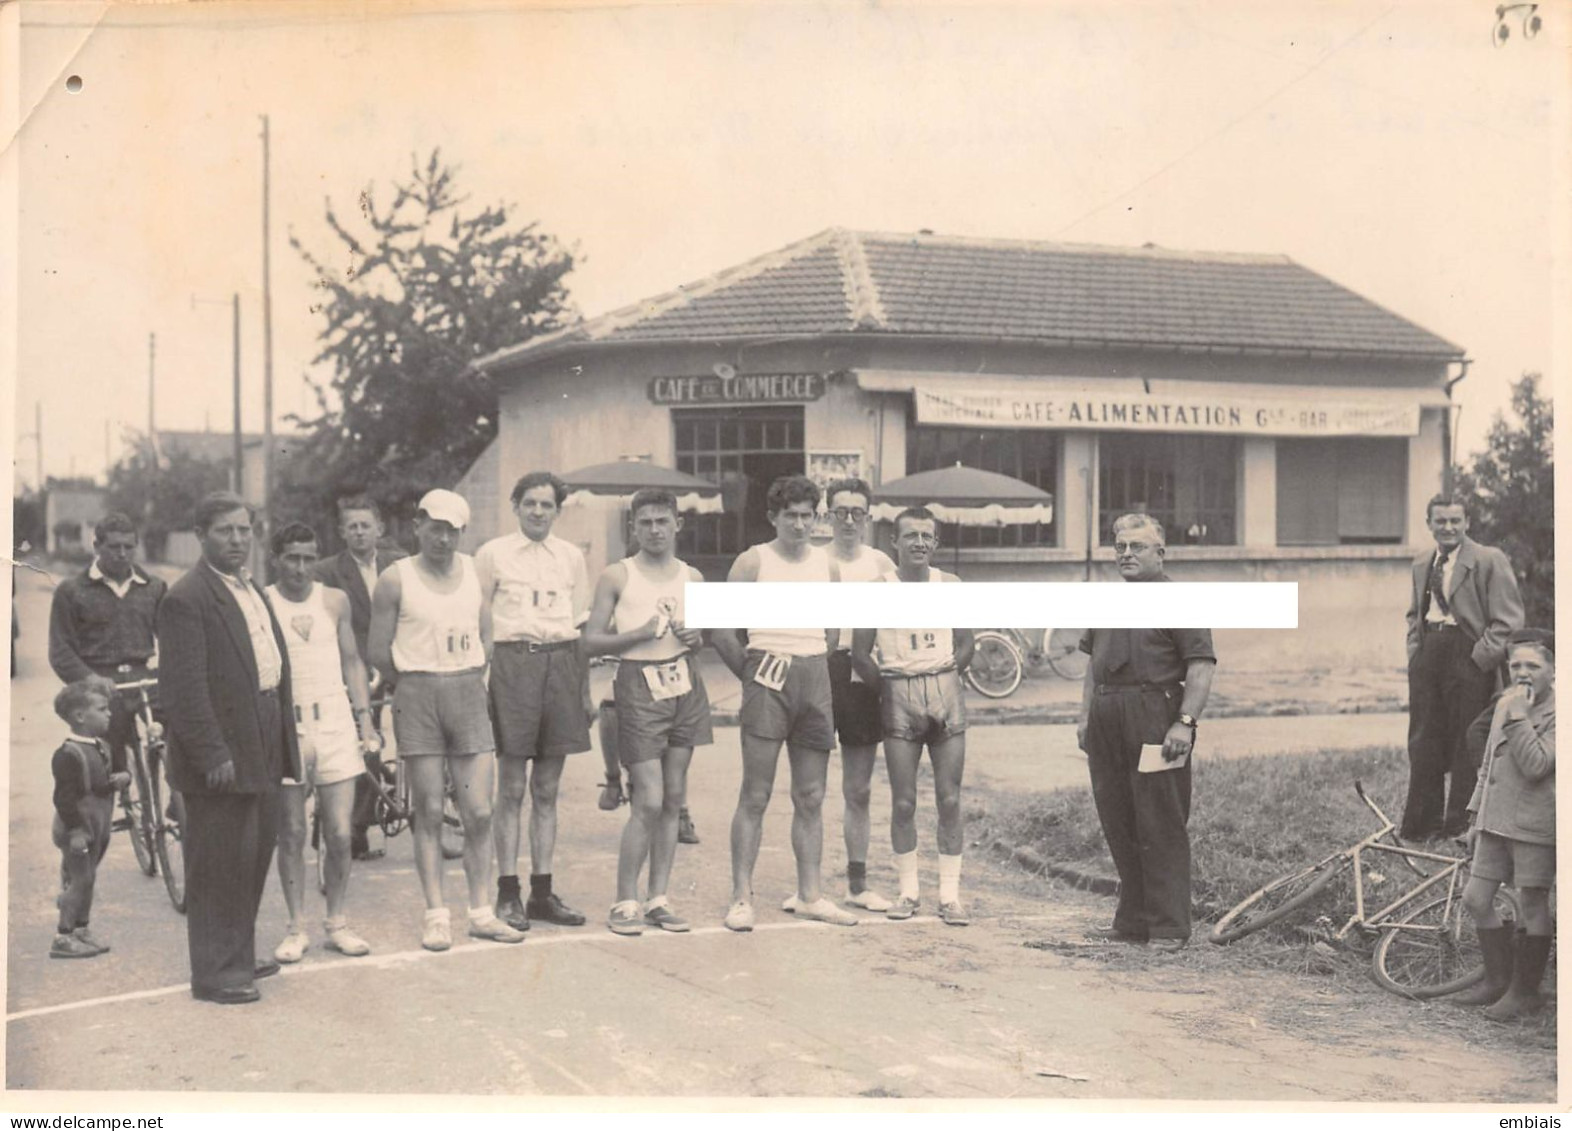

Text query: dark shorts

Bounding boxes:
[489,642,592,760]
[612,656,713,765]
[1471,830,1555,889]
[880,668,967,744]
[393,670,495,757]
[740,650,835,751]
[828,650,882,747]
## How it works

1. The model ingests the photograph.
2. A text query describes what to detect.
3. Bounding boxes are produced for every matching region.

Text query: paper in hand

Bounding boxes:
[1139,743,1188,773]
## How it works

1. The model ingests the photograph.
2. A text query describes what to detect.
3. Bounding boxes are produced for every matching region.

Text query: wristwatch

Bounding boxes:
[1177,713,1199,730]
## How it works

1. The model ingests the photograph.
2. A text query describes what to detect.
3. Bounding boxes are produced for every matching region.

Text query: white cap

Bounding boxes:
[416,489,470,529]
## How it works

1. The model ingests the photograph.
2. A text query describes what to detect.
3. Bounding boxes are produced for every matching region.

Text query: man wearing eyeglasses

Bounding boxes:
[1075,513,1215,952]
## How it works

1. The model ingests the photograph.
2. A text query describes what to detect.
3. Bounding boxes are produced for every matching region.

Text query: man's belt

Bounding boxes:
[1424,621,1463,633]
[1095,682,1183,695]
[92,660,152,677]
[881,665,958,680]
[499,638,577,654]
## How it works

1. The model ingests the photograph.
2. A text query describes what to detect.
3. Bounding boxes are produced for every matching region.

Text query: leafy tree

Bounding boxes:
[1453,373,1554,628]
[106,437,230,561]
[284,149,576,540]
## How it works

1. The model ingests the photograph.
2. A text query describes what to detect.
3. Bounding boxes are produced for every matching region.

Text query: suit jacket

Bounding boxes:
[1405,536,1524,672]
[314,547,406,661]
[1468,693,1555,845]
[156,564,301,795]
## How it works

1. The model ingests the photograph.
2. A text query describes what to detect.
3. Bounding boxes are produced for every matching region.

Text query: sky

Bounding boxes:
[5,0,1566,492]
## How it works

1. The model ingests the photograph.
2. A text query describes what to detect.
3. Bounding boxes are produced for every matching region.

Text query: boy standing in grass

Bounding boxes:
[50,676,130,958]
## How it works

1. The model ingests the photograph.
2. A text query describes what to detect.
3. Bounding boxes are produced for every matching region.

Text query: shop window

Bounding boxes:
[674,406,804,561]
[1098,433,1238,545]
[1277,437,1406,545]
[904,426,1058,547]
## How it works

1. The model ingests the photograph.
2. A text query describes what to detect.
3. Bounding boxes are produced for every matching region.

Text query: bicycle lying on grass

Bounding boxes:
[1209,779,1518,1000]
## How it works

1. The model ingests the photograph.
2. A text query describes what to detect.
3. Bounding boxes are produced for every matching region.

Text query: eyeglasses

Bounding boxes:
[832,508,868,523]
[1113,541,1156,554]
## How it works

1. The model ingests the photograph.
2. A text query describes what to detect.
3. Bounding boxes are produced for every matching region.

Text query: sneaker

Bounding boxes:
[422,913,453,952]
[846,888,892,913]
[724,900,755,933]
[324,924,371,957]
[644,903,690,933]
[527,892,587,927]
[781,894,800,914]
[50,932,100,959]
[72,926,110,953]
[274,930,310,964]
[468,914,527,944]
[938,900,970,926]
[608,901,645,936]
[495,892,531,933]
[677,808,700,845]
[598,778,625,811]
[795,898,859,927]
[886,896,920,921]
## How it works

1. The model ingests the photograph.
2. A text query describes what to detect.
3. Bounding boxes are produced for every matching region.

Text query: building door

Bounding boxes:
[674,406,805,576]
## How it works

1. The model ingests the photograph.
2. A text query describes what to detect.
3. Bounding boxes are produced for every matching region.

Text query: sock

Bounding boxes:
[895,850,919,900]
[847,861,868,895]
[644,894,669,912]
[497,874,521,899]
[939,853,963,904]
[530,873,552,900]
[468,905,494,924]
[56,923,73,937]
[424,907,450,923]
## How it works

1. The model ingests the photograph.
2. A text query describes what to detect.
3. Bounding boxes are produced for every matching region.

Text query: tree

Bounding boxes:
[285,150,577,536]
[106,437,231,561]
[1453,373,1554,628]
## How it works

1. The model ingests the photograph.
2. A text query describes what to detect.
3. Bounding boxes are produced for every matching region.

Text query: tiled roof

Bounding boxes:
[478,229,1461,368]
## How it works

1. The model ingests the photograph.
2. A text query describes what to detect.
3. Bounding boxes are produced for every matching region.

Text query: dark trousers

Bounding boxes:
[1405,626,1496,839]
[1085,685,1192,940]
[52,801,113,931]
[185,789,280,992]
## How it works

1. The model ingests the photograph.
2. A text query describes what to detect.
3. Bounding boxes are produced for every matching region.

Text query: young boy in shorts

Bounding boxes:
[50,676,130,957]
[583,489,712,935]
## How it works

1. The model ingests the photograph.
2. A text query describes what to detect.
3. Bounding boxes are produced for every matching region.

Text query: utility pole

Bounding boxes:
[148,333,156,439]
[104,419,111,482]
[261,113,275,582]
[35,400,43,490]
[233,292,243,496]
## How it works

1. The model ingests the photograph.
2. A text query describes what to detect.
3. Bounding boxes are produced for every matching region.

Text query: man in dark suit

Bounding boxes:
[1403,494,1524,841]
[157,492,301,1005]
[313,496,405,858]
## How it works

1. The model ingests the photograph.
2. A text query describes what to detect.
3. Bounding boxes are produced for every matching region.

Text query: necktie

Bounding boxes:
[1428,549,1451,618]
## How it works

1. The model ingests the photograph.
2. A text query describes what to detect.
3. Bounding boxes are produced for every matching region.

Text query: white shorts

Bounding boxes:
[285,694,363,788]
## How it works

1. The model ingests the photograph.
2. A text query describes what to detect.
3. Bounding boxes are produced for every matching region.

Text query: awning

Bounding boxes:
[854,369,1448,438]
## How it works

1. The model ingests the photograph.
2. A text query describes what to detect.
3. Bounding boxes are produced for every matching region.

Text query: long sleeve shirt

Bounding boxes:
[48,562,166,682]
[51,736,114,830]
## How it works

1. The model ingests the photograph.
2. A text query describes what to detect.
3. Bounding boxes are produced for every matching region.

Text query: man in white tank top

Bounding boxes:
[852,507,975,926]
[368,489,525,951]
[582,489,713,936]
[711,475,855,931]
[264,523,380,963]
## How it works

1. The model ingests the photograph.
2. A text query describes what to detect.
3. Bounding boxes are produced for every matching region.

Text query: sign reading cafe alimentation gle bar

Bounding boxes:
[913,387,1422,437]
[648,372,827,406]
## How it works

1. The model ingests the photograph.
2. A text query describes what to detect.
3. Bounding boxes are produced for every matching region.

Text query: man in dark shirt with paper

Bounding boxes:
[1076,512,1216,951]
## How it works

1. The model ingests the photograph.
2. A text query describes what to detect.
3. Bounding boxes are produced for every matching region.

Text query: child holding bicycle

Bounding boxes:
[1456,628,1556,1020]
[49,676,130,958]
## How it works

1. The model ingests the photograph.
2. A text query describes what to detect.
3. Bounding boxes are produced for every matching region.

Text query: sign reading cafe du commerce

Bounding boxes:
[914,386,1422,437]
[648,371,828,406]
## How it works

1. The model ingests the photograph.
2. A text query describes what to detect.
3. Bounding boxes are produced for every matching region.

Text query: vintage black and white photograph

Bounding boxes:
[3,0,1563,1111]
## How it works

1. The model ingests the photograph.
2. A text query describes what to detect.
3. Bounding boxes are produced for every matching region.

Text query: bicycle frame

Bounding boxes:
[1332,781,1467,941]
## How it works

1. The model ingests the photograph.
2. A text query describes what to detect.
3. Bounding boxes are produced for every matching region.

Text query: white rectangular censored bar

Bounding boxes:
[684,582,1298,630]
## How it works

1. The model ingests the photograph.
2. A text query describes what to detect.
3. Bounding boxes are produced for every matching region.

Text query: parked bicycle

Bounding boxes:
[963,627,1087,699]
[111,678,185,914]
[1209,779,1517,1000]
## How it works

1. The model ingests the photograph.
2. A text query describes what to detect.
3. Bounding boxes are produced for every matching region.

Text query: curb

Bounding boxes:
[988,837,1119,896]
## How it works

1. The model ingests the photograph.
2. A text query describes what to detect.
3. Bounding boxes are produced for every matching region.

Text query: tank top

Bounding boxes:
[876,569,958,675]
[746,542,832,658]
[391,554,484,673]
[614,556,693,662]
[831,545,895,651]
[265,583,348,703]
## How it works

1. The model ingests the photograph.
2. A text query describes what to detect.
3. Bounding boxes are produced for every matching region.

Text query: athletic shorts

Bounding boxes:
[828,649,882,747]
[880,668,967,744]
[739,650,835,751]
[1470,829,1555,889]
[392,669,494,758]
[285,695,362,787]
[489,641,592,760]
[612,655,713,766]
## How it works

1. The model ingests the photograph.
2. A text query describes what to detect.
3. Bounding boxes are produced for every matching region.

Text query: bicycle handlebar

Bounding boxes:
[1353,778,1397,834]
[112,678,159,691]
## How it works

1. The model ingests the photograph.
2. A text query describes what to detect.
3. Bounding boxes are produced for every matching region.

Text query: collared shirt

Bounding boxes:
[350,552,379,603]
[1079,574,1216,686]
[474,532,590,644]
[89,559,148,601]
[1424,547,1459,626]
[47,562,165,683]
[206,562,283,691]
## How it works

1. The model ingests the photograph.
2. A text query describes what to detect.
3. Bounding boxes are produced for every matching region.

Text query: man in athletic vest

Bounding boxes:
[712,474,854,931]
[851,507,975,925]
[582,489,713,935]
[264,523,380,962]
[367,490,525,951]
[475,471,594,932]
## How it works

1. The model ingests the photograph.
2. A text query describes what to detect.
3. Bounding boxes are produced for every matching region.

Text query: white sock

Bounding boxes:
[467,905,493,924]
[644,894,669,912]
[895,850,920,900]
[424,907,450,923]
[939,854,963,904]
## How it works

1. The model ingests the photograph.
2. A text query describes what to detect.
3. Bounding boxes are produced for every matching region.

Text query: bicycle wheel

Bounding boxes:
[1044,628,1089,681]
[439,791,465,860]
[148,747,187,914]
[125,748,158,876]
[1209,858,1345,944]
[965,632,1023,699]
[1372,886,1521,999]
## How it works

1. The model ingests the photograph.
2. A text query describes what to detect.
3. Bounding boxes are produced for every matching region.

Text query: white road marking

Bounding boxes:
[6,913,1063,1025]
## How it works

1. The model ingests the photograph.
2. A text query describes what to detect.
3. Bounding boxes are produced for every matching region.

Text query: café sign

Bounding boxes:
[913,386,1421,437]
[649,372,827,406]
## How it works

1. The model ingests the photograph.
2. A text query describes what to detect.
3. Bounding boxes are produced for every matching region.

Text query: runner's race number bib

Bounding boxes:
[642,658,693,702]
[753,652,792,692]
[441,624,477,660]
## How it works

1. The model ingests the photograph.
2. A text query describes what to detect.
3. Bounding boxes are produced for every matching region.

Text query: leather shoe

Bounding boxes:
[253,959,281,980]
[192,983,261,1005]
[495,893,531,933]
[527,892,587,927]
[1148,937,1189,952]
[1085,924,1148,944]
